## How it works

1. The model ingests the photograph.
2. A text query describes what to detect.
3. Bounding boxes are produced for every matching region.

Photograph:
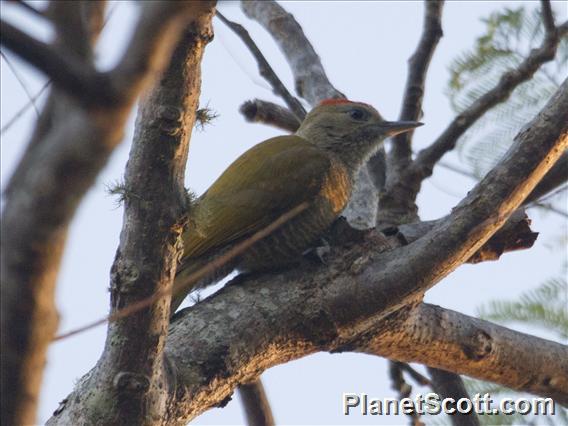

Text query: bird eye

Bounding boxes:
[348,108,368,121]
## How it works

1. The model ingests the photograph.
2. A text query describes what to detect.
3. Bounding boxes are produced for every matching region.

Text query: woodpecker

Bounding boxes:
[172,99,421,311]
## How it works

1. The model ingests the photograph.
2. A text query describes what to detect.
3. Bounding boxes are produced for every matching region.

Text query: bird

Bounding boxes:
[171,99,422,312]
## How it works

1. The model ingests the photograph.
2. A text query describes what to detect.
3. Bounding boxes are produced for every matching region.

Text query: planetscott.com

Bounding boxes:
[342,392,555,417]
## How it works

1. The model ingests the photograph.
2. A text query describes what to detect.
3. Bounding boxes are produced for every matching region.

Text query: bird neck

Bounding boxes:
[295,128,383,177]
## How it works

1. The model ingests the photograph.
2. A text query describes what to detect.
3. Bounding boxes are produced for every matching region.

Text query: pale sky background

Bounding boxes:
[1,1,567,425]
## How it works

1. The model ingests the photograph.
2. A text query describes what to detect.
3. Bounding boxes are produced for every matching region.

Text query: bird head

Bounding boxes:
[296,99,422,172]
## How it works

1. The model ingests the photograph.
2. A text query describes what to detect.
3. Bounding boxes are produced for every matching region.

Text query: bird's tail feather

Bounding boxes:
[170,254,238,315]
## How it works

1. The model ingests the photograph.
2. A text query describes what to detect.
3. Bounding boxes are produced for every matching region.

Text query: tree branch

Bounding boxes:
[94,10,215,424]
[240,0,345,105]
[216,12,306,120]
[363,303,567,405]
[389,361,425,425]
[376,0,444,226]
[376,1,564,227]
[413,0,561,179]
[239,379,275,426]
[427,367,480,426]
[540,0,557,35]
[1,3,217,425]
[525,150,568,204]
[397,209,538,264]
[239,98,301,132]
[0,19,117,105]
[388,0,444,171]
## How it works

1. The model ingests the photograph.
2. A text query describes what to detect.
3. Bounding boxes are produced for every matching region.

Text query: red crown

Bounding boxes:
[318,98,356,106]
[318,99,373,109]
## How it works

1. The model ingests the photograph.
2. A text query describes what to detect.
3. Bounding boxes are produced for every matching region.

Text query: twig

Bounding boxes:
[0,19,118,106]
[399,363,431,386]
[0,80,50,134]
[239,379,275,426]
[413,0,562,179]
[388,0,444,170]
[7,0,45,18]
[53,202,309,341]
[216,11,306,120]
[427,367,480,426]
[239,98,300,132]
[389,361,424,426]
[540,0,556,34]
[529,201,568,218]
[1,50,40,115]
[241,0,344,105]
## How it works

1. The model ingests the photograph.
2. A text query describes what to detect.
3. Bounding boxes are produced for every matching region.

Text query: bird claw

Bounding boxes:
[303,238,331,265]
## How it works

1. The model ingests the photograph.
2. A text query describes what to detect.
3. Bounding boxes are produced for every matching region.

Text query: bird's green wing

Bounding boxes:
[183,135,332,258]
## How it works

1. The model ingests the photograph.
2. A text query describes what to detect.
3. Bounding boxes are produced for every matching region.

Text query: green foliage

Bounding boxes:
[477,273,568,340]
[446,5,568,194]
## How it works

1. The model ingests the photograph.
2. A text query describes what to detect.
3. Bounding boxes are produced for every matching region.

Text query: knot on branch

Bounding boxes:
[154,105,184,137]
[110,258,140,294]
[461,329,492,361]
[113,371,151,393]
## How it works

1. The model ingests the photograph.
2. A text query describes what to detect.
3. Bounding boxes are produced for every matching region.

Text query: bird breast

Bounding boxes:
[239,158,352,271]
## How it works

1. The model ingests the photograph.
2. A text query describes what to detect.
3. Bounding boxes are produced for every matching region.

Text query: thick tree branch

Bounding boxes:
[363,303,567,405]
[397,209,538,264]
[47,6,216,425]
[241,0,344,105]
[239,98,301,132]
[101,12,214,426]
[525,150,568,204]
[1,3,216,425]
[216,12,306,120]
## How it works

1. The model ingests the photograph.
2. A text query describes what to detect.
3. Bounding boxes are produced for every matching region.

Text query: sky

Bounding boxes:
[1,1,566,425]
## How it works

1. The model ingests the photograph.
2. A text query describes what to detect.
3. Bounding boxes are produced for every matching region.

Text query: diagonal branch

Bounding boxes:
[377,0,444,226]
[525,150,568,204]
[388,0,444,171]
[413,0,562,179]
[376,1,565,227]
[216,12,306,120]
[241,0,344,106]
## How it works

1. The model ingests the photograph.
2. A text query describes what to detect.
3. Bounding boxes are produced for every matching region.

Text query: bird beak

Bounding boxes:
[380,120,423,137]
